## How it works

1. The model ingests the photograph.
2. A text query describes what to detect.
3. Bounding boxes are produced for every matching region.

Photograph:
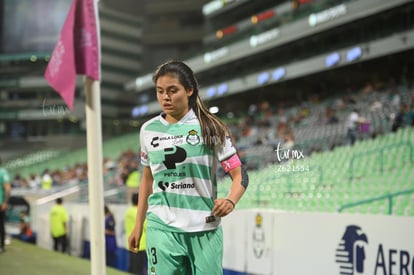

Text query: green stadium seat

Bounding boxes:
[232,128,413,215]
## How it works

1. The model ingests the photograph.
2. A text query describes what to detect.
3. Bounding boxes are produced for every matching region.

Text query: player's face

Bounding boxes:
[156,74,193,122]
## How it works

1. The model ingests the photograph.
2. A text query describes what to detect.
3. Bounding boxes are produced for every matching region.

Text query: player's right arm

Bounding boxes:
[128,166,153,252]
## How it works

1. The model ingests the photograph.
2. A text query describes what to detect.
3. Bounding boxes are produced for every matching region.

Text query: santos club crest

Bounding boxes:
[186,129,201,146]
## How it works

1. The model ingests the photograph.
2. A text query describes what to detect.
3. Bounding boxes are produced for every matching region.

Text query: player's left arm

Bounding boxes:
[213,154,248,217]
[1,178,11,211]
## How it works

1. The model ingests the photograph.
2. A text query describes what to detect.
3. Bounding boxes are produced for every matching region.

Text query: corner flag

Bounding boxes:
[45,0,100,110]
[45,1,107,274]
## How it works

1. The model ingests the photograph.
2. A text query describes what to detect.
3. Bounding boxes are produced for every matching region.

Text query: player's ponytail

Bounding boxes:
[192,95,229,149]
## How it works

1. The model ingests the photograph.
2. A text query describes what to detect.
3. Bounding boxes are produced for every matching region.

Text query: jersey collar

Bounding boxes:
[160,108,195,125]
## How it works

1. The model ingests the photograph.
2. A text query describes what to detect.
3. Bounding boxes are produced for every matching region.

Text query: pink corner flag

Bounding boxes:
[45,0,100,111]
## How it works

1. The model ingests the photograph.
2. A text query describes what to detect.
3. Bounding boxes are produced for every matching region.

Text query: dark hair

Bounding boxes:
[131,193,138,205]
[153,60,230,149]
[56,198,63,204]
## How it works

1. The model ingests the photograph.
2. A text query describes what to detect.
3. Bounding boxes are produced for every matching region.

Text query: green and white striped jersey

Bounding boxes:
[140,109,237,232]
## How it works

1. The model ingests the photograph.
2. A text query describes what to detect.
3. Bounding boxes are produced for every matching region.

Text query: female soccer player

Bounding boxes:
[128,60,248,274]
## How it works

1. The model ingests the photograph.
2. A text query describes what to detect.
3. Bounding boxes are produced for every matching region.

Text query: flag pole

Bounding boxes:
[86,0,106,273]
[85,76,106,275]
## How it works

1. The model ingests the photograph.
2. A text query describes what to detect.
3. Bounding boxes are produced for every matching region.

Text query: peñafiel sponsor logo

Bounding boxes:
[163,146,187,169]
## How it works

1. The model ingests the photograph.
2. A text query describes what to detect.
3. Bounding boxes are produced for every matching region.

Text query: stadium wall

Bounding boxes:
[30,203,414,274]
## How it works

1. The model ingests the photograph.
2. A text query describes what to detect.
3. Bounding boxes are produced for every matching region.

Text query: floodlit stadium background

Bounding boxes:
[1,0,414,274]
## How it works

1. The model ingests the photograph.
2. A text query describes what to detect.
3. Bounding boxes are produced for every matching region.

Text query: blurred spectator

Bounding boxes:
[19,177,29,189]
[369,99,383,112]
[41,169,53,190]
[325,106,339,124]
[335,97,346,111]
[104,205,118,268]
[391,104,408,132]
[117,164,131,186]
[126,161,140,203]
[257,100,273,121]
[390,89,401,108]
[344,94,357,105]
[256,122,274,146]
[247,103,258,118]
[358,116,371,140]
[296,103,310,123]
[28,174,41,189]
[12,174,22,188]
[240,115,258,138]
[103,159,117,186]
[283,130,295,149]
[276,108,288,139]
[52,169,63,186]
[346,109,360,145]
[50,198,68,253]
[13,211,35,244]
[362,81,374,94]
[125,193,147,275]
[77,168,88,185]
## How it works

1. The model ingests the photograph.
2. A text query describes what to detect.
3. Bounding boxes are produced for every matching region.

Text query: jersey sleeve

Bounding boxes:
[216,136,237,161]
[139,127,150,167]
[216,136,241,172]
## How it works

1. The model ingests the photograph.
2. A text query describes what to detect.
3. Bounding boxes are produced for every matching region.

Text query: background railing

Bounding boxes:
[338,188,414,215]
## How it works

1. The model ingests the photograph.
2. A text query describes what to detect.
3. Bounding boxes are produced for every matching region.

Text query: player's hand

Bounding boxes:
[128,227,142,253]
[212,198,234,217]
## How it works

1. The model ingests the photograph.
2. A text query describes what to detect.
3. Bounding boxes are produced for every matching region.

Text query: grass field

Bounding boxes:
[0,239,130,275]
